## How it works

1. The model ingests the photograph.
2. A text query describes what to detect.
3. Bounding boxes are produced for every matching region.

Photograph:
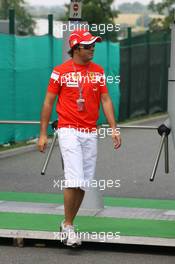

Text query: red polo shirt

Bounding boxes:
[47,59,108,130]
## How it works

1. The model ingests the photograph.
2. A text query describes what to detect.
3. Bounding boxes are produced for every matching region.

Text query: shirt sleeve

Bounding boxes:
[47,69,61,95]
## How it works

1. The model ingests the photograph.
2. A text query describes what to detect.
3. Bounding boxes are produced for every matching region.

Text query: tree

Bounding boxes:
[63,0,119,42]
[26,5,66,20]
[118,2,148,14]
[0,0,35,35]
[148,0,175,31]
[136,14,152,28]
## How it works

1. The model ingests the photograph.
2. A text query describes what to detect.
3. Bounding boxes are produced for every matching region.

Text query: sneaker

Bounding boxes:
[60,220,82,247]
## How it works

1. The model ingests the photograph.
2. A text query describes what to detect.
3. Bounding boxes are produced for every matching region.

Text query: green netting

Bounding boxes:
[119,30,170,121]
[130,45,148,117]
[120,29,171,47]
[0,35,14,142]
[94,41,120,124]
[0,34,120,144]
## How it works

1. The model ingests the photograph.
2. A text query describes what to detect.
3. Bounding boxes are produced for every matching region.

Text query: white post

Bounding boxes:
[168,16,175,147]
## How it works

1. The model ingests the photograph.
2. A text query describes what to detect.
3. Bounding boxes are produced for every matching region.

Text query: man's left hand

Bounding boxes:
[112,129,121,150]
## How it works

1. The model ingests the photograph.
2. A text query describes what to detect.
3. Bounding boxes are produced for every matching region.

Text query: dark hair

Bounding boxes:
[68,44,79,57]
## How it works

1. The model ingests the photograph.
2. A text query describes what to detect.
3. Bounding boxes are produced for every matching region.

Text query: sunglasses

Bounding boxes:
[79,43,95,50]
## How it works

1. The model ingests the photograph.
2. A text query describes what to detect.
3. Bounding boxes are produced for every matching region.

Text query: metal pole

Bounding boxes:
[41,132,58,175]
[163,31,168,112]
[150,133,166,182]
[0,121,158,130]
[9,9,15,34]
[0,121,52,125]
[146,30,150,114]
[48,14,54,74]
[101,124,158,130]
[127,27,132,119]
[48,14,53,36]
[164,135,169,173]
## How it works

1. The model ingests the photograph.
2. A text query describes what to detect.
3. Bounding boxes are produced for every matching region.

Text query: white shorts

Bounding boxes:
[57,128,98,191]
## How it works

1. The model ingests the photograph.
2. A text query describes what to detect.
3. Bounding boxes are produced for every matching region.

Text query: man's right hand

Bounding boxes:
[38,92,57,152]
[37,135,48,152]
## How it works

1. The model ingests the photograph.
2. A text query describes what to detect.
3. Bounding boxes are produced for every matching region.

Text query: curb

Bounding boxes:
[0,139,56,159]
[0,144,38,159]
[119,113,168,126]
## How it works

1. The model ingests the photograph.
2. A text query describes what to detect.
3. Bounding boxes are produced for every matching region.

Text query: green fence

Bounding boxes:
[0,34,120,144]
[119,29,171,121]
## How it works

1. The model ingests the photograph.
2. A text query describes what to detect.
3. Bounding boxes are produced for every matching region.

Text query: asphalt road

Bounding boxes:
[0,116,175,264]
[0,116,175,199]
[0,242,175,264]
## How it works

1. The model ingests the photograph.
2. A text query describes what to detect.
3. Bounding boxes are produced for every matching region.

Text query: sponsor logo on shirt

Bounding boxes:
[88,72,104,83]
[51,71,60,83]
[59,71,105,87]
[62,72,79,87]
[93,86,98,92]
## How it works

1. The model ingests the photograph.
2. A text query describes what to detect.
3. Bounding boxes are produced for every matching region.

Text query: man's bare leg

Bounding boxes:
[64,188,85,226]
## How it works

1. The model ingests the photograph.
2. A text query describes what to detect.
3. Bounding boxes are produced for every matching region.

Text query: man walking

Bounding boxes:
[38,29,121,247]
